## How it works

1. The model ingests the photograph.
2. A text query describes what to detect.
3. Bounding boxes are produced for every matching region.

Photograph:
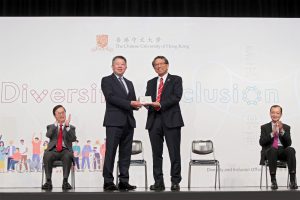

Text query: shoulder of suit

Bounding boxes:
[148,77,157,83]
[47,124,55,129]
[283,124,291,129]
[261,122,271,128]
[123,77,132,83]
[70,125,76,129]
[168,74,180,78]
[102,74,114,80]
[168,74,182,80]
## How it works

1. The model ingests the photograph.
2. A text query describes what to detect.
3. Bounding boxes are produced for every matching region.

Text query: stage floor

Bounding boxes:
[0,186,298,192]
[0,187,299,200]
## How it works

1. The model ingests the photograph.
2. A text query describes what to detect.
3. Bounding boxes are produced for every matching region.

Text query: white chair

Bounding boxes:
[188,140,220,189]
[116,140,148,188]
[260,160,290,189]
[41,160,75,189]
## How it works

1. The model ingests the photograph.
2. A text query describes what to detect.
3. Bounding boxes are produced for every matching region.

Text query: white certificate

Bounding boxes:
[139,96,152,104]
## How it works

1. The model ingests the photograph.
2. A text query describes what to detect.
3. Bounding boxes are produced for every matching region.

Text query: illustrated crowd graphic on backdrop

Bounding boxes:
[0,134,106,173]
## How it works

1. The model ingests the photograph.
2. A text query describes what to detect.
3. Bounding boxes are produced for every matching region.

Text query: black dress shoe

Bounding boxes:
[62,182,72,190]
[271,180,278,190]
[171,183,180,191]
[118,182,137,190]
[289,181,298,190]
[103,182,118,191]
[149,183,165,191]
[42,182,53,190]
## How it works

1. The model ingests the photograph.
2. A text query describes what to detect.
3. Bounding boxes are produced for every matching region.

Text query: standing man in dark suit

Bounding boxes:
[259,105,298,190]
[101,55,142,191]
[144,56,184,191]
[42,105,77,190]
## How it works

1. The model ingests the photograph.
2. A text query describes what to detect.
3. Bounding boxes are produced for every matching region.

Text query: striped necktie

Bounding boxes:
[155,77,164,111]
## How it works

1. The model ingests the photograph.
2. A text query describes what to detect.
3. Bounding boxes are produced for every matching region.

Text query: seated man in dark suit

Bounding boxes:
[42,105,77,190]
[259,105,298,190]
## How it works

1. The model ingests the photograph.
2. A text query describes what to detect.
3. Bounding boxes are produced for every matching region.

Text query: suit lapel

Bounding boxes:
[268,122,273,133]
[152,77,158,101]
[151,74,171,101]
[111,74,128,96]
[162,74,172,94]
[63,127,68,142]
[265,122,272,135]
[123,78,131,96]
[53,124,58,139]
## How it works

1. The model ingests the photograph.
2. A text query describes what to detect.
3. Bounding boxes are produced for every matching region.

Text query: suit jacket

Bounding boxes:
[45,124,77,152]
[145,74,184,129]
[101,73,137,128]
[259,122,292,165]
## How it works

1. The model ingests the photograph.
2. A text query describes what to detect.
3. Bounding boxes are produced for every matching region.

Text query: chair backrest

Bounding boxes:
[192,140,214,155]
[131,140,143,155]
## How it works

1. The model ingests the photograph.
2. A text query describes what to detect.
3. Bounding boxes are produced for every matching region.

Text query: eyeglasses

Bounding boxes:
[56,111,66,115]
[154,63,166,67]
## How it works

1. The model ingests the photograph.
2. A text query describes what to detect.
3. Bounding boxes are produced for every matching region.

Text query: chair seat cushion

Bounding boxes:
[190,160,218,165]
[52,160,63,166]
[130,160,146,165]
[264,160,287,168]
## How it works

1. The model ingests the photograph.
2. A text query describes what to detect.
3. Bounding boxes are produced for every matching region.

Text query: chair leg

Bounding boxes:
[74,166,76,189]
[218,163,221,189]
[214,164,217,189]
[287,171,290,188]
[116,162,119,186]
[72,165,75,189]
[260,165,263,189]
[188,163,191,189]
[41,164,45,187]
[145,161,148,189]
[265,164,268,189]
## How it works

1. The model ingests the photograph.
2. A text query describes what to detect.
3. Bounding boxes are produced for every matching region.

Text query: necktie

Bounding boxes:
[118,77,128,94]
[272,131,279,149]
[155,77,164,111]
[56,124,63,152]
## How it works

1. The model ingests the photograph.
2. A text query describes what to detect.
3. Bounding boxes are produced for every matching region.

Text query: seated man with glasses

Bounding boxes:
[259,105,298,190]
[42,105,77,190]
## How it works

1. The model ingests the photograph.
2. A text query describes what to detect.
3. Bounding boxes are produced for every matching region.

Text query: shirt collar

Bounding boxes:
[271,121,277,126]
[114,73,124,80]
[158,73,169,81]
[55,122,66,127]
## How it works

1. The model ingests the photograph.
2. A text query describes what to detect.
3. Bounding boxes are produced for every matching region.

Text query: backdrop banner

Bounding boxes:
[0,17,299,188]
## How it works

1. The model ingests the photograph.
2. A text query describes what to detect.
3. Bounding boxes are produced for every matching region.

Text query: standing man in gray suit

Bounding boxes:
[101,55,142,191]
[42,105,77,190]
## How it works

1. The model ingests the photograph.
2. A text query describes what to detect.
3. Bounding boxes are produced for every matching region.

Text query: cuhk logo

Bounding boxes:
[96,34,108,48]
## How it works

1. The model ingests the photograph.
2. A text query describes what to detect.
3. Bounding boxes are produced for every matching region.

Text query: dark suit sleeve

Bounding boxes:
[279,125,291,147]
[144,81,152,111]
[129,81,139,111]
[101,77,132,111]
[66,125,77,142]
[160,76,183,111]
[145,81,150,97]
[259,125,272,147]
[46,125,54,139]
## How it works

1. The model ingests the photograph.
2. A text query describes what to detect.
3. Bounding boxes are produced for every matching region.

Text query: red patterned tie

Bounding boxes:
[155,77,164,111]
[56,124,63,152]
[272,131,279,149]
